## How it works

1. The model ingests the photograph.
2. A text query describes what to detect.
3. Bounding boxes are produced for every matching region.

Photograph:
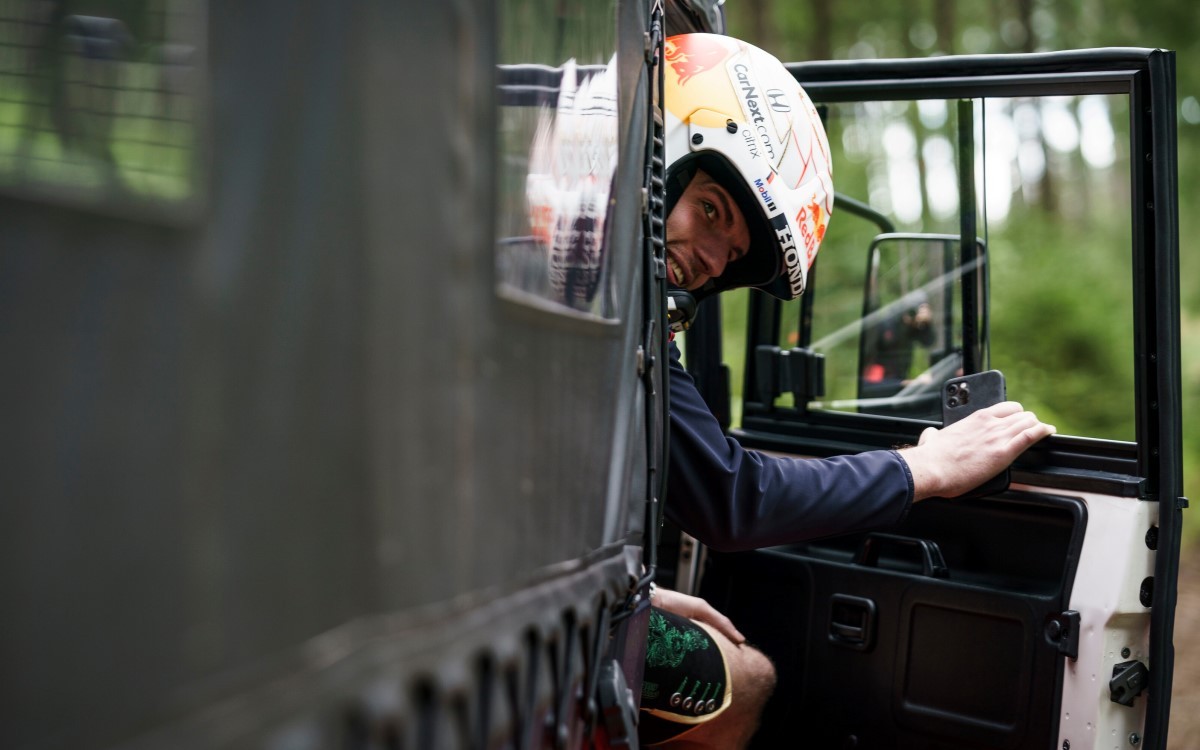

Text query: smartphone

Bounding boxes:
[941,370,1010,497]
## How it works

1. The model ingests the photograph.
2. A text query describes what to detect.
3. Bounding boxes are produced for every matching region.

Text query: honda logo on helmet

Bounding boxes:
[766,89,791,113]
[770,214,805,298]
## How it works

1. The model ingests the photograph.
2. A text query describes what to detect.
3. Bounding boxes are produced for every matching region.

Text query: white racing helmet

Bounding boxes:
[664,33,833,301]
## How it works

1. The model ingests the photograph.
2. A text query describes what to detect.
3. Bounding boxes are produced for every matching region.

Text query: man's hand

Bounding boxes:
[900,401,1055,501]
[653,587,746,645]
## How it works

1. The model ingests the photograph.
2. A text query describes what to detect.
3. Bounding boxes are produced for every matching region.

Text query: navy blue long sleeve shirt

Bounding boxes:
[666,342,914,552]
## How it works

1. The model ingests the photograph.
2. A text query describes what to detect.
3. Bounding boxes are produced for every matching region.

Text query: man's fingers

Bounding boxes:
[1009,420,1056,451]
[655,588,746,644]
[1002,410,1042,435]
[982,400,1024,418]
[691,602,745,644]
[709,611,746,644]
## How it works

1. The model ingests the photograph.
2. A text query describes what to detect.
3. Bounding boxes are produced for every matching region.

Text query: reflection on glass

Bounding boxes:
[0,0,204,210]
[495,0,619,318]
[862,289,936,387]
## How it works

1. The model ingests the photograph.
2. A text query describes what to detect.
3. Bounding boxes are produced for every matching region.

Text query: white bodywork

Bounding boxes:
[1024,483,1160,750]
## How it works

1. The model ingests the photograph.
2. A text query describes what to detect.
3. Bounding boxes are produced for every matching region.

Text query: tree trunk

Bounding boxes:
[902,0,932,226]
[740,0,775,52]
[808,0,832,61]
[934,0,955,54]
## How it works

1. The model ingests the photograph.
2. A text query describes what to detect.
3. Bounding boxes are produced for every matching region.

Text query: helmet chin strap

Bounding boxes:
[667,288,699,333]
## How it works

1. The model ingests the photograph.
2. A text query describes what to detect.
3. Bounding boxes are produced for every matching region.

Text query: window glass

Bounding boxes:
[735,93,1135,441]
[983,95,1134,441]
[776,99,969,419]
[495,0,620,318]
[0,0,205,216]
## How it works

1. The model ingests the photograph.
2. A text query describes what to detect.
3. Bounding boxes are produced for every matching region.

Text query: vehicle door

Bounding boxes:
[675,48,1183,750]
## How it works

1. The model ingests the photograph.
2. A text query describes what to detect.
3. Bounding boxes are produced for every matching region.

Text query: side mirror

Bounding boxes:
[856,233,984,419]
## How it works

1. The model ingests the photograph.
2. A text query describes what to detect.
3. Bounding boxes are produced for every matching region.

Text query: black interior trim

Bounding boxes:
[699,492,1087,749]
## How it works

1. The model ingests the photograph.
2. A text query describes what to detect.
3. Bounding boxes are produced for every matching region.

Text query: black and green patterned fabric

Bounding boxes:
[638,607,730,744]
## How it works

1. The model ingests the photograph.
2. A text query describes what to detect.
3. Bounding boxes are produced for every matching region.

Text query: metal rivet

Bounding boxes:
[726,120,738,134]
[1122,647,1131,658]
[691,133,704,145]
[1130,732,1141,746]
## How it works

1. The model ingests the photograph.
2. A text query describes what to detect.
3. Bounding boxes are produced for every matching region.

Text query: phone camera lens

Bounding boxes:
[947,397,959,408]
[947,384,959,396]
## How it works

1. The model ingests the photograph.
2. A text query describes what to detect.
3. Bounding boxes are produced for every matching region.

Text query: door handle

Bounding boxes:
[829,594,877,651]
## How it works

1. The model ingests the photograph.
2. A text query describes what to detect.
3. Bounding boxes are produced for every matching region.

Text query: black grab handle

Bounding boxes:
[854,533,949,578]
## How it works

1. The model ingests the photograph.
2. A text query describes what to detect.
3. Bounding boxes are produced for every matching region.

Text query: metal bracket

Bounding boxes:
[597,660,640,747]
[754,345,826,407]
[1043,610,1080,660]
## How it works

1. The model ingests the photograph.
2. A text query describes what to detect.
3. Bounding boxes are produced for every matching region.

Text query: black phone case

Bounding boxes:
[941,370,1010,498]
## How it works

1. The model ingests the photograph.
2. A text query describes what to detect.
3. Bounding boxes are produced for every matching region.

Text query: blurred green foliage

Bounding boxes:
[715,0,1200,541]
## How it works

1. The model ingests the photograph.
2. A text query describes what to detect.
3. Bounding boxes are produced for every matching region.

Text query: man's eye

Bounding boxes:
[702,201,716,218]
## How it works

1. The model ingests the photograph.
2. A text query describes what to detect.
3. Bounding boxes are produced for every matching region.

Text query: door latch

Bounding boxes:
[1109,660,1150,707]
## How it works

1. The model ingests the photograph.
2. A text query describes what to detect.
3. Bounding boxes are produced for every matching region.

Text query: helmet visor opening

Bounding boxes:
[688,152,779,294]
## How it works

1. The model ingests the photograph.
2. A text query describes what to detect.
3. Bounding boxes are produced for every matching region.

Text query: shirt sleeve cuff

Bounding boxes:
[890,449,916,524]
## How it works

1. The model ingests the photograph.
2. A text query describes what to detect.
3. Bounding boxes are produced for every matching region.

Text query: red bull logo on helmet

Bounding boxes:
[665,34,730,86]
[797,201,826,266]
